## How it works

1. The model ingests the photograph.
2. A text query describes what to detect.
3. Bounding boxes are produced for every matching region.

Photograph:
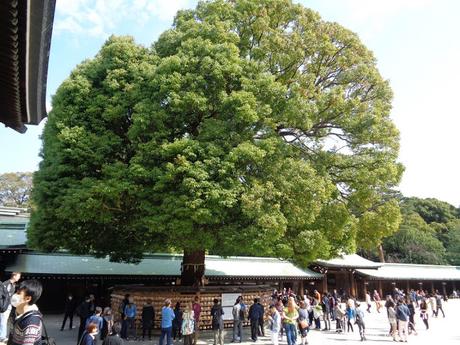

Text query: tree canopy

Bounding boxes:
[29,0,403,270]
[0,172,33,208]
[375,197,460,265]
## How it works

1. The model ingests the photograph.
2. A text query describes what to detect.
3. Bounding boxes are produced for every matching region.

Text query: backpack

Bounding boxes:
[0,283,11,313]
[211,306,222,329]
[238,305,245,320]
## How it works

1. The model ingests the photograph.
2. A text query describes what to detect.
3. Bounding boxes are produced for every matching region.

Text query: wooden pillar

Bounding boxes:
[322,275,328,294]
[362,280,368,301]
[442,282,447,296]
[431,281,435,293]
[406,280,410,295]
[350,271,356,297]
[378,280,383,298]
[299,280,304,296]
[453,281,457,291]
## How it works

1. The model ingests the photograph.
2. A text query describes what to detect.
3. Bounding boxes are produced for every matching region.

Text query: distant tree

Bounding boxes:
[402,197,457,224]
[383,213,446,264]
[30,0,402,285]
[0,172,33,208]
[445,220,460,265]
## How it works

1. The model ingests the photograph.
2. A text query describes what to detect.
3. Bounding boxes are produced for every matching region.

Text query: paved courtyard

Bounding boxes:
[35,299,460,345]
[2,300,458,345]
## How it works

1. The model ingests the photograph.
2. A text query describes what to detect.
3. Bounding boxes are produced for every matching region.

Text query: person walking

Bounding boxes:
[355,303,366,341]
[257,299,265,337]
[334,302,345,333]
[373,290,382,313]
[79,323,99,345]
[119,294,130,340]
[61,294,76,331]
[0,272,21,343]
[298,301,309,345]
[321,293,331,330]
[181,303,195,345]
[159,299,175,345]
[231,296,245,342]
[86,306,104,342]
[429,294,437,317]
[101,307,114,340]
[173,302,183,341]
[276,298,285,341]
[102,322,124,345]
[282,297,299,345]
[387,301,398,341]
[268,305,281,345]
[192,296,201,345]
[76,296,93,342]
[248,298,263,342]
[211,299,224,345]
[345,303,355,333]
[365,292,372,313]
[396,300,410,342]
[141,300,155,341]
[435,293,445,317]
[124,298,137,340]
[419,299,429,330]
[406,299,417,335]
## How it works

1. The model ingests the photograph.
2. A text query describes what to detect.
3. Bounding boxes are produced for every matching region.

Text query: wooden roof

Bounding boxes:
[0,0,55,132]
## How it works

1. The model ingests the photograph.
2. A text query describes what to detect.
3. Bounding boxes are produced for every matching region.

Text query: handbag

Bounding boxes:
[299,319,308,329]
[42,319,57,345]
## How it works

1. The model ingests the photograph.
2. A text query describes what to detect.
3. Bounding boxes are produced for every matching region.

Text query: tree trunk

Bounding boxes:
[377,244,385,263]
[180,249,206,287]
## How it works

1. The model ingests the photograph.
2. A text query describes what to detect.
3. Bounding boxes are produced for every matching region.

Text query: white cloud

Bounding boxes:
[54,0,192,38]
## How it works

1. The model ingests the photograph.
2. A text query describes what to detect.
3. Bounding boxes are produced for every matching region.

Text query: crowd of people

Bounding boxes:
[70,294,225,345]
[0,272,457,345]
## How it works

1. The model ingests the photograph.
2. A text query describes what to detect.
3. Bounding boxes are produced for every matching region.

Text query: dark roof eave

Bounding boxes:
[24,0,55,126]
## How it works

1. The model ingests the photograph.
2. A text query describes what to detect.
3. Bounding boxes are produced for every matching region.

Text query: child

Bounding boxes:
[355,303,366,341]
[334,303,345,333]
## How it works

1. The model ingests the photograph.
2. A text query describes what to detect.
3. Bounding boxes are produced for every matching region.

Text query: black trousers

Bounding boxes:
[250,319,258,341]
[61,312,73,330]
[78,317,86,342]
[258,317,265,336]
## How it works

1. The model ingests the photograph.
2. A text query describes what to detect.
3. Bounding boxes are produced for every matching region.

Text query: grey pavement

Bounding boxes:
[2,300,459,345]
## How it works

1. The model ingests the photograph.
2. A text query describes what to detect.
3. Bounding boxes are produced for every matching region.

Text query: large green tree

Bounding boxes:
[30,0,403,285]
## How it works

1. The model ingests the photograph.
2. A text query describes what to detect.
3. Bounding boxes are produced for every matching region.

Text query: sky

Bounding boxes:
[0,0,459,207]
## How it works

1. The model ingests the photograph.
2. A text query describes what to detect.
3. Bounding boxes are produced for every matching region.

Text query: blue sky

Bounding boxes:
[1,0,459,206]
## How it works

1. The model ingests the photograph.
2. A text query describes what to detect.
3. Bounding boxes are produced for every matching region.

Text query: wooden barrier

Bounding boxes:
[111,285,274,331]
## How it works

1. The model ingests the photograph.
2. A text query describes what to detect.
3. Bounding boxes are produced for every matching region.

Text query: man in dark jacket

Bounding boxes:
[257,300,265,337]
[141,300,155,341]
[7,280,42,345]
[61,294,76,331]
[102,322,124,345]
[248,298,264,342]
[211,299,224,345]
[76,296,92,342]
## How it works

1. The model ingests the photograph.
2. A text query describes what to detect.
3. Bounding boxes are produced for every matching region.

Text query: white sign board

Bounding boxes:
[221,293,241,321]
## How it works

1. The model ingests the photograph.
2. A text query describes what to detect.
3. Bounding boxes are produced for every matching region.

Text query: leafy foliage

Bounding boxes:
[381,197,460,265]
[0,172,33,208]
[30,0,403,266]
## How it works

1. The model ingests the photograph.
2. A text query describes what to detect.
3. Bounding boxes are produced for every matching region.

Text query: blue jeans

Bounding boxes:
[160,326,172,345]
[0,306,12,340]
[284,323,297,345]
